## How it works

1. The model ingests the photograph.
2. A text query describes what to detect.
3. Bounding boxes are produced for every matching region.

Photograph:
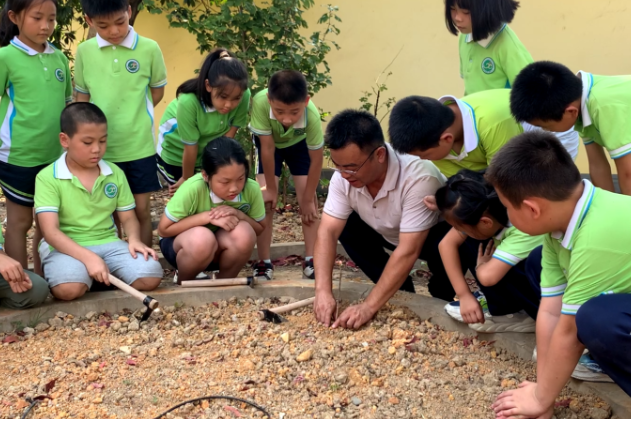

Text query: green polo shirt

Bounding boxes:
[34,153,136,248]
[157,90,251,167]
[460,25,533,96]
[541,181,631,315]
[74,26,167,163]
[575,71,631,160]
[492,225,544,266]
[0,38,71,167]
[164,174,265,232]
[434,89,523,177]
[248,89,324,150]
[0,228,4,250]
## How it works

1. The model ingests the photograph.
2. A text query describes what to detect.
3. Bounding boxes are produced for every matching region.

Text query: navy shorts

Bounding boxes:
[0,161,48,207]
[155,154,202,186]
[159,237,219,272]
[253,135,311,177]
[114,155,162,195]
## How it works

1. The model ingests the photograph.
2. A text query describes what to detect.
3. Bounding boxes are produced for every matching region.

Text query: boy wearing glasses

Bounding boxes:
[313,109,452,330]
[249,70,324,280]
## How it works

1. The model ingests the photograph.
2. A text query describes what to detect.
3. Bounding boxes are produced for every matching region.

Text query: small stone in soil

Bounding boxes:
[351,397,362,406]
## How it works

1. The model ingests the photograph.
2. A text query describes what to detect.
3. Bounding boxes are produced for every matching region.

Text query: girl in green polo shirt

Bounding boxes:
[157,137,266,283]
[156,48,251,196]
[435,169,543,333]
[0,0,72,272]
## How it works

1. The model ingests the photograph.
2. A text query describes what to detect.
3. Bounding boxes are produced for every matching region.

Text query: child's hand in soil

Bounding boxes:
[128,240,158,261]
[210,215,240,232]
[493,381,553,419]
[460,293,485,324]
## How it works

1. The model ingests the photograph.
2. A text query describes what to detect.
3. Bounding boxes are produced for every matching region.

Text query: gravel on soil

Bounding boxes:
[0,298,611,419]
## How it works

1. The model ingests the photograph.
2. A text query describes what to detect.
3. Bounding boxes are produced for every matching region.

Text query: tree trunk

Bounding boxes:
[129,0,143,26]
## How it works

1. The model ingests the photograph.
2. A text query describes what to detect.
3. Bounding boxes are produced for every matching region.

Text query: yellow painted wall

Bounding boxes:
[134,0,631,173]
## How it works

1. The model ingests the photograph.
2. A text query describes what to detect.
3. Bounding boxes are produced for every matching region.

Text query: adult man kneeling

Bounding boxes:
[314,109,454,329]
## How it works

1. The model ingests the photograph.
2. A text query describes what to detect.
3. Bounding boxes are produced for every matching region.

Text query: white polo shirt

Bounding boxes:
[324,144,447,246]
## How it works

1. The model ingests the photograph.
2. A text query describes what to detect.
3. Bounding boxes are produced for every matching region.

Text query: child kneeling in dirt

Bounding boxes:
[158,137,266,282]
[35,103,163,301]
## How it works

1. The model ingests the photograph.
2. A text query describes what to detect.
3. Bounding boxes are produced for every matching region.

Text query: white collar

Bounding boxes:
[269,107,308,129]
[96,26,138,49]
[210,190,241,204]
[494,222,513,241]
[576,71,594,128]
[551,180,595,250]
[438,95,479,161]
[203,102,216,113]
[10,37,55,56]
[53,152,113,180]
[465,24,506,48]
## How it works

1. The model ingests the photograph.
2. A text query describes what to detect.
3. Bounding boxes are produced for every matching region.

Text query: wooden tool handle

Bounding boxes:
[108,274,159,309]
[269,297,315,314]
[180,278,250,288]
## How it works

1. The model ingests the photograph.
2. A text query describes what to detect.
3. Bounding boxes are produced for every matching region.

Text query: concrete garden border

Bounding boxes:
[0,280,628,417]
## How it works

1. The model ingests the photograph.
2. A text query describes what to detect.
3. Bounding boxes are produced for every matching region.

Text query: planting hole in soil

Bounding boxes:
[0,298,611,419]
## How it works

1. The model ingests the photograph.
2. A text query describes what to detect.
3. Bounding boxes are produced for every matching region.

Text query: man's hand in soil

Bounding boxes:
[459,293,485,324]
[492,381,553,419]
[332,302,375,330]
[314,291,337,327]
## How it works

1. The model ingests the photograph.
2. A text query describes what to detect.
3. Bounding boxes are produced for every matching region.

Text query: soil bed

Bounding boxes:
[0,297,610,419]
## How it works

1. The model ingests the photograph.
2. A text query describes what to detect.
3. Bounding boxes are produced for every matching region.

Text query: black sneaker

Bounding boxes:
[253,261,274,280]
[302,259,315,279]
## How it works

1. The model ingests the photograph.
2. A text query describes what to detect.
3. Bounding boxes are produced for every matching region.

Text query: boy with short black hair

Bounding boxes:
[388,89,523,178]
[249,70,324,280]
[35,103,163,302]
[487,131,631,417]
[510,60,631,195]
[75,0,167,247]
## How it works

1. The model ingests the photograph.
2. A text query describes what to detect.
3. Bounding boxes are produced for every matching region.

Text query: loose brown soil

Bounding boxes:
[0,297,611,419]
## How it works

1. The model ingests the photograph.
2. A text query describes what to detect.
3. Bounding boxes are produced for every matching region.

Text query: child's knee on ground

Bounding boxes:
[51,283,89,301]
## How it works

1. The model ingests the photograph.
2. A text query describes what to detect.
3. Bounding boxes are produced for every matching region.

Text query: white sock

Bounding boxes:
[263,259,272,265]
[305,256,313,262]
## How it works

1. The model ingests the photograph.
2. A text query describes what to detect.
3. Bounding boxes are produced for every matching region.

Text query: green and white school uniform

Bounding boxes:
[434,89,523,178]
[493,224,544,267]
[541,180,631,315]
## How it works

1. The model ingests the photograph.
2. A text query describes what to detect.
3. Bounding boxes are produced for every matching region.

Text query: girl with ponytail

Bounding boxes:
[436,169,543,332]
[156,48,251,196]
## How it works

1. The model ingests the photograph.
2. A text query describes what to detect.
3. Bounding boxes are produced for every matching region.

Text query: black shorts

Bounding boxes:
[253,135,311,177]
[155,154,202,186]
[0,161,48,207]
[114,155,161,195]
[159,237,219,272]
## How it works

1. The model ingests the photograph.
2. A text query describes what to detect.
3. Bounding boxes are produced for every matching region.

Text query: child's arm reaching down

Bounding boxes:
[117,210,158,261]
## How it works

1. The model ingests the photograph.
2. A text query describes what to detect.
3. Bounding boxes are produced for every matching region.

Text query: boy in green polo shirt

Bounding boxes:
[35,103,163,301]
[510,60,631,196]
[249,70,324,280]
[487,131,631,417]
[75,0,168,247]
[388,89,522,178]
[157,137,266,282]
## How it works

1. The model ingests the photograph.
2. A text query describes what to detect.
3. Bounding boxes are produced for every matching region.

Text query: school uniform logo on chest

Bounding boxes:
[55,68,65,82]
[294,128,306,136]
[481,57,495,74]
[104,183,118,198]
[238,204,251,213]
[125,59,140,73]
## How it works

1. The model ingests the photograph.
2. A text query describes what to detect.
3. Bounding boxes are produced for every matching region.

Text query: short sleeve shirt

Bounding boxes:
[323,144,447,245]
[460,25,533,96]
[74,26,168,162]
[433,89,523,177]
[164,174,265,232]
[34,153,136,247]
[575,71,631,160]
[0,38,70,167]
[540,180,631,315]
[249,89,324,150]
[156,90,251,167]
[492,225,544,266]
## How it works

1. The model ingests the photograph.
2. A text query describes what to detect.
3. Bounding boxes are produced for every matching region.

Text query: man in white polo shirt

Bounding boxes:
[314,109,454,329]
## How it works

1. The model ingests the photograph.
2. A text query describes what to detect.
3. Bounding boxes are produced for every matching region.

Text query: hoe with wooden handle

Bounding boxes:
[258,297,316,324]
[108,274,159,322]
[177,276,256,288]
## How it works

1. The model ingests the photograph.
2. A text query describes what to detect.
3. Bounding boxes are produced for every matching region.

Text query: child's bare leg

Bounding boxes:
[5,200,33,268]
[51,283,89,301]
[216,221,256,278]
[131,277,161,291]
[255,174,279,261]
[133,192,153,247]
[173,227,217,281]
[32,219,43,276]
[292,175,320,257]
